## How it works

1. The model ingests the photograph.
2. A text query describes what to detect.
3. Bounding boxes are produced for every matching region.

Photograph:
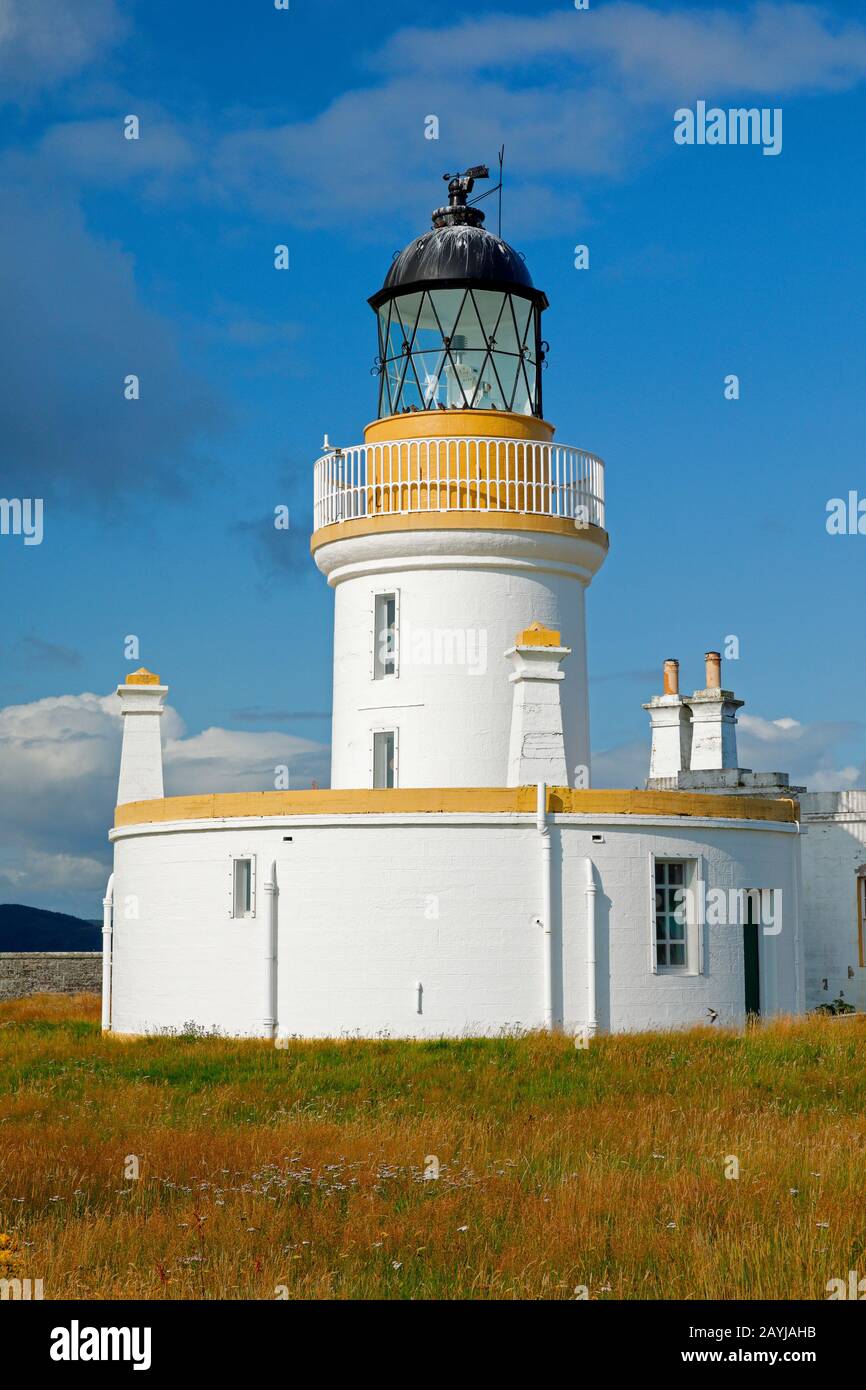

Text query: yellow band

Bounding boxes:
[115,787,798,828]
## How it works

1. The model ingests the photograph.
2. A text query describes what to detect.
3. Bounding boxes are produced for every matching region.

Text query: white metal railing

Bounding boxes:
[313,436,605,532]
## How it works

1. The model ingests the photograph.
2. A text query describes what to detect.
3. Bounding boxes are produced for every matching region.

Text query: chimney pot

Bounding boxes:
[663,659,679,696]
[705,651,721,690]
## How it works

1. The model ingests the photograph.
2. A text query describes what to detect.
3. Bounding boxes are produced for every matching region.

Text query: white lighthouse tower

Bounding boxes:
[312,167,608,789]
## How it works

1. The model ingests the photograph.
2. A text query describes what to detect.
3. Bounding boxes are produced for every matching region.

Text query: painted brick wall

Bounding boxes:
[109,815,800,1037]
[0,952,102,1001]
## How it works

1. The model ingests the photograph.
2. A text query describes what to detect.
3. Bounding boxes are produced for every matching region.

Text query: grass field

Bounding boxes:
[1,994,864,1300]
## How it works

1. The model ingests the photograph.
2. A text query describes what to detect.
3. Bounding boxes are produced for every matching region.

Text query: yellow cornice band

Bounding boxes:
[114,788,799,828]
[364,409,555,445]
[311,512,609,552]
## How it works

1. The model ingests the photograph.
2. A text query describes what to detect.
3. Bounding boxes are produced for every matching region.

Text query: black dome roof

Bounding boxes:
[369,168,548,311]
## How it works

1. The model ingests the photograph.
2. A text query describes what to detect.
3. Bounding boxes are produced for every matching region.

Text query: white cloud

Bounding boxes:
[0,0,125,97]
[164,726,327,794]
[211,2,866,231]
[377,3,866,93]
[591,737,648,789]
[26,4,866,236]
[737,712,864,789]
[592,709,866,792]
[39,114,197,185]
[0,690,330,917]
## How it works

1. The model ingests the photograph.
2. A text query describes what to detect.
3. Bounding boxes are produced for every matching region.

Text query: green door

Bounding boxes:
[743,893,761,1017]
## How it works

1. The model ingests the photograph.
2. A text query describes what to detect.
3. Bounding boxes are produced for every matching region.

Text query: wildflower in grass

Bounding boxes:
[0,1235,20,1273]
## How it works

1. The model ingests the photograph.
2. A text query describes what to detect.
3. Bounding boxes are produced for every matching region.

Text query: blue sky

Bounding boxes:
[1,0,866,916]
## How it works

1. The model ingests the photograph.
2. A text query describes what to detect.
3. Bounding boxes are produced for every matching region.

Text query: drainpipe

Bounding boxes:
[792,822,803,1014]
[584,857,598,1038]
[101,872,114,1033]
[263,861,279,1039]
[537,782,554,1030]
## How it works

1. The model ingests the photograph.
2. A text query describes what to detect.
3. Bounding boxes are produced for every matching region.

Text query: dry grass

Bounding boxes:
[1,994,865,1300]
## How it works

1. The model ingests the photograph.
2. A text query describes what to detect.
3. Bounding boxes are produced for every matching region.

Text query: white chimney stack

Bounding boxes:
[116,667,168,806]
[684,651,743,771]
[643,658,692,778]
[505,623,571,786]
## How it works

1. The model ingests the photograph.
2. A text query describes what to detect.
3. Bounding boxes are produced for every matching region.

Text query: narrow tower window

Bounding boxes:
[373,730,397,788]
[231,857,255,919]
[373,592,398,679]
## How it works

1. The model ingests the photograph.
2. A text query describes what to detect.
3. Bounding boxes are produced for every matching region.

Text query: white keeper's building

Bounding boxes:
[103,171,866,1038]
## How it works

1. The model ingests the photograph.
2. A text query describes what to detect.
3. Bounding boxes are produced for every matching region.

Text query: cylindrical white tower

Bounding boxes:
[312,168,608,790]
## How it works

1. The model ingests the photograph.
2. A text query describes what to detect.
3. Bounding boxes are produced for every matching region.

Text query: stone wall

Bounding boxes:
[0,952,102,1001]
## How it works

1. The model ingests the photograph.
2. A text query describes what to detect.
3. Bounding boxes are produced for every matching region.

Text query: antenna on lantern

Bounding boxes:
[496,145,505,237]
[453,152,506,239]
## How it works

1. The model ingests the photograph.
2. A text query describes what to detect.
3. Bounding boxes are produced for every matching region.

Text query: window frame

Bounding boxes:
[230,854,256,920]
[371,588,400,681]
[372,727,398,789]
[650,855,702,977]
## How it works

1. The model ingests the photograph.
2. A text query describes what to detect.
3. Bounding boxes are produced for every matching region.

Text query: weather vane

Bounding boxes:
[442,165,490,207]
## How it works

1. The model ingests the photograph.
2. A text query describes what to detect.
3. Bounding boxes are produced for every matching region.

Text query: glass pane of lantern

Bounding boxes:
[471,290,508,347]
[397,353,427,411]
[409,293,451,378]
[425,288,468,339]
[388,292,423,359]
[448,291,488,353]
[443,348,488,407]
[413,348,447,408]
[511,295,535,354]
[493,348,521,412]
[511,356,534,415]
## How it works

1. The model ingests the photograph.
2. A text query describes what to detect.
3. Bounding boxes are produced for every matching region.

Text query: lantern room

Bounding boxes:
[368,167,549,419]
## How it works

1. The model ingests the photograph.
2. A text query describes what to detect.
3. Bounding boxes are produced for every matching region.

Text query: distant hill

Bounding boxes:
[0,904,101,952]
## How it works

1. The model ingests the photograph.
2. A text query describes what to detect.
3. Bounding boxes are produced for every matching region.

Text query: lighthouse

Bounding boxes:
[107,166,804,1040]
[312,167,608,789]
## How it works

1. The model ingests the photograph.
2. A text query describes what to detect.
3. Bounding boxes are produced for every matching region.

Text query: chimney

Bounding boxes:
[643,659,692,779]
[116,667,169,806]
[684,652,743,771]
[505,623,571,786]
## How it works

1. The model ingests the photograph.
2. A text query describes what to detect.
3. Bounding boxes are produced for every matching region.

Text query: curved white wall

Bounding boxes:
[108,813,800,1038]
[800,791,866,1011]
[315,526,606,789]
